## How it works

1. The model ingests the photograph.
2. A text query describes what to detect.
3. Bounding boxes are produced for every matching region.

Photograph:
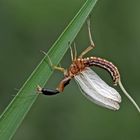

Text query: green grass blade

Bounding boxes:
[0,0,98,139]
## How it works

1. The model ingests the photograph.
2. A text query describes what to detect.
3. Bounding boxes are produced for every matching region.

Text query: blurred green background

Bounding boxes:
[0,0,140,140]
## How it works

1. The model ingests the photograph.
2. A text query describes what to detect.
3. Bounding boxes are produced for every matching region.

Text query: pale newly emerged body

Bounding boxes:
[37,19,140,112]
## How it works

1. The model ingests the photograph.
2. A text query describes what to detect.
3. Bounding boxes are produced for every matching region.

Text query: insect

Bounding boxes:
[37,19,140,112]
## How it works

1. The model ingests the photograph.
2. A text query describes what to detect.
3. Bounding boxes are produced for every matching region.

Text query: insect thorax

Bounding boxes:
[68,58,86,76]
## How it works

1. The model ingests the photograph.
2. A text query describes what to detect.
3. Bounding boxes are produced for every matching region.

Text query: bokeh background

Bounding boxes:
[0,0,140,140]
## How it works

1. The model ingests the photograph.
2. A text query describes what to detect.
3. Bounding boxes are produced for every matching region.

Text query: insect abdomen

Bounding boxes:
[85,57,120,85]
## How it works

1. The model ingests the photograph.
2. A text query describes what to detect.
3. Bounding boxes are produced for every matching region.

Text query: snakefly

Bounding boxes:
[37,19,140,112]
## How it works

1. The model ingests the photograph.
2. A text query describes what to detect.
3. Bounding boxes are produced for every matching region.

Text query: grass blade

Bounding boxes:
[0,0,98,139]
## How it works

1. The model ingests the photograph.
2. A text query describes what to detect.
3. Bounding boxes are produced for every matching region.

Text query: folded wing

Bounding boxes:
[74,67,121,110]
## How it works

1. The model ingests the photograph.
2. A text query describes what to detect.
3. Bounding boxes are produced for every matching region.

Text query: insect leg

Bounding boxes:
[73,42,77,61]
[87,17,95,49]
[37,51,68,95]
[79,18,95,58]
[69,44,74,61]
[69,42,77,61]
[40,50,66,73]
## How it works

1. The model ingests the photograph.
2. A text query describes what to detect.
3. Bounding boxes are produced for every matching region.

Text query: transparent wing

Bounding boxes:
[74,67,121,110]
